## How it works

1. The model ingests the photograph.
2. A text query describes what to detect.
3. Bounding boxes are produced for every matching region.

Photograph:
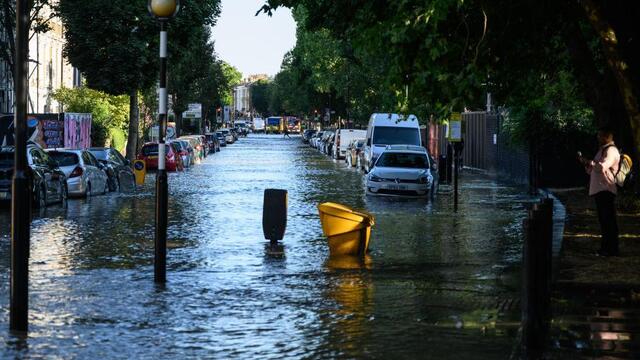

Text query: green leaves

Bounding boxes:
[52,87,130,147]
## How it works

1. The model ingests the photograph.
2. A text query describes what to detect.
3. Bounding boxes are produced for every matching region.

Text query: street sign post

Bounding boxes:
[448,112,463,212]
[448,112,462,142]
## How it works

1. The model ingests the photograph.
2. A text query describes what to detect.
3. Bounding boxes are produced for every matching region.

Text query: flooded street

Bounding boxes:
[1,134,535,358]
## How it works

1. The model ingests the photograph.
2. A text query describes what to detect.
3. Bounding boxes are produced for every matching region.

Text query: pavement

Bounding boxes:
[546,189,640,358]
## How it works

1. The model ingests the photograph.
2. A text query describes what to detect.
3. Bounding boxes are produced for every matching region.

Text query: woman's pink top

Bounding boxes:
[586,142,620,196]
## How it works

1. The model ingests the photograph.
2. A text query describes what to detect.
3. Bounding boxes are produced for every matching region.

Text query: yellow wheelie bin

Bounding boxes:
[317,202,375,257]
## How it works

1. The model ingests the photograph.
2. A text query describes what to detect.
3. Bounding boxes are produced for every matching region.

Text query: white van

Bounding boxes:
[362,113,421,172]
[331,129,367,159]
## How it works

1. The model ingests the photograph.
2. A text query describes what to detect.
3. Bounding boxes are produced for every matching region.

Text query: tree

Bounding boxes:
[169,26,216,136]
[219,61,242,107]
[57,0,156,160]
[251,79,270,116]
[259,0,639,159]
[52,87,129,150]
[57,0,222,159]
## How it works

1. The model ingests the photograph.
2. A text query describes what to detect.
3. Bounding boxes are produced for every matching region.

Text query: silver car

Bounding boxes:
[366,145,435,197]
[46,149,109,197]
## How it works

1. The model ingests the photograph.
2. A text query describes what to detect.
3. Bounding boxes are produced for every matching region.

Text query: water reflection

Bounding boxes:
[1,134,532,358]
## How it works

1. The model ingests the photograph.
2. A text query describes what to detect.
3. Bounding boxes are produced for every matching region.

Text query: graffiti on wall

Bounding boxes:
[64,113,92,149]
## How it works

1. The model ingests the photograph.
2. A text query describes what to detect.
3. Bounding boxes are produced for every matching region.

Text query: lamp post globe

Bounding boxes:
[148,0,180,19]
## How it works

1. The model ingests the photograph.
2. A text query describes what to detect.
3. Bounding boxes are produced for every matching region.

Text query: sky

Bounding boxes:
[211,0,297,78]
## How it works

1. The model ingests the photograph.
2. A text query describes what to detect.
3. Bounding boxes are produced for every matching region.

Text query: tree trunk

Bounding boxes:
[126,89,139,161]
[580,0,640,160]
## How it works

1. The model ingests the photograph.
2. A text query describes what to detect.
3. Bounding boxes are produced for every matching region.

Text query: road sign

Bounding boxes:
[448,112,462,142]
[223,106,230,123]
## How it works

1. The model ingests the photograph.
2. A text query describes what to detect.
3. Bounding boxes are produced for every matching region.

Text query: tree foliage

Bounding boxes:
[250,79,270,116]
[219,61,242,106]
[260,0,639,156]
[52,87,129,149]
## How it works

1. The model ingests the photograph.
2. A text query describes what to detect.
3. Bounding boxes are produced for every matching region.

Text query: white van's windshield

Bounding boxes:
[372,126,420,145]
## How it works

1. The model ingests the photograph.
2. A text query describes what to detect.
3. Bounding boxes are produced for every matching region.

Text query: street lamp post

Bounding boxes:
[10,0,30,332]
[148,0,180,283]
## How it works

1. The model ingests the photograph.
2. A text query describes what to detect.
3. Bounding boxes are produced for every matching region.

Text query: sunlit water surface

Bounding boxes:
[1,134,535,359]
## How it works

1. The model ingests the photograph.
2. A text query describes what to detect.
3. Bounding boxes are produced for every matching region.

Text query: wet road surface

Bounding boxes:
[1,134,536,358]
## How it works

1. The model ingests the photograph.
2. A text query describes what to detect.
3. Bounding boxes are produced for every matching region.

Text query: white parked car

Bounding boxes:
[366,145,436,197]
[362,113,422,173]
[332,129,366,160]
[46,149,109,197]
[310,131,324,148]
[220,129,234,144]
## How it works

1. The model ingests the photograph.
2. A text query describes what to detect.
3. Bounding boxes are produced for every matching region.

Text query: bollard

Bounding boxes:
[522,212,540,357]
[522,198,554,358]
[263,189,287,242]
[133,160,146,185]
[445,144,453,184]
[438,155,449,185]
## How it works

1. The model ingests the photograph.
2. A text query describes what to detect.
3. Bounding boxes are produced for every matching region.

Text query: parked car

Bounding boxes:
[220,129,234,144]
[47,149,109,198]
[88,147,136,192]
[230,128,240,141]
[302,129,317,143]
[169,141,186,171]
[1,144,67,207]
[178,137,203,163]
[332,129,366,160]
[318,131,334,153]
[172,140,192,168]
[198,135,210,158]
[215,131,227,147]
[325,133,336,156]
[346,139,365,167]
[362,113,422,173]
[205,132,221,153]
[176,139,195,166]
[137,142,180,171]
[356,142,367,170]
[194,136,207,159]
[365,145,436,197]
[311,131,325,149]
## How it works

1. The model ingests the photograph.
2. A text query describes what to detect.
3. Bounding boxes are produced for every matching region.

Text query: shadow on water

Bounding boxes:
[1,134,533,358]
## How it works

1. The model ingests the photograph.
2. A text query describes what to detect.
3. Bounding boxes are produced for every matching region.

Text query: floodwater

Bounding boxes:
[1,134,536,359]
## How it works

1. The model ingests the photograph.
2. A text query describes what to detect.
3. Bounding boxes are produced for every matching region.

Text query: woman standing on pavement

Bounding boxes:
[578,127,620,256]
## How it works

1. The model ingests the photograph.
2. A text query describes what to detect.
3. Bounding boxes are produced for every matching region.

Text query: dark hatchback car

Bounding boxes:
[88,147,136,192]
[0,144,67,207]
